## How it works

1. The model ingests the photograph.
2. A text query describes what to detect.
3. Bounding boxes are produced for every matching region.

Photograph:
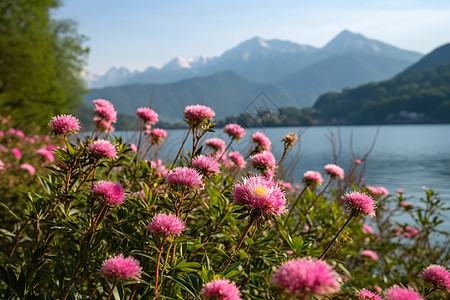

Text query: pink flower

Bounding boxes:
[400,201,412,208]
[384,286,423,300]
[367,186,389,196]
[93,117,115,132]
[150,159,169,178]
[184,104,215,128]
[228,151,246,168]
[271,258,341,298]
[89,139,118,159]
[277,181,293,191]
[286,250,294,255]
[233,175,286,216]
[11,148,22,159]
[361,250,378,260]
[0,160,4,171]
[251,151,276,171]
[136,107,159,124]
[36,148,54,162]
[302,171,324,187]
[204,138,226,153]
[93,99,117,122]
[356,288,382,300]
[404,225,419,238]
[14,130,25,139]
[397,189,404,194]
[201,279,241,300]
[251,131,271,151]
[361,224,374,234]
[49,114,80,135]
[354,159,362,164]
[149,128,167,144]
[100,254,142,281]
[324,164,344,179]
[420,264,450,290]
[282,132,298,149]
[148,213,185,236]
[91,181,126,206]
[192,155,221,176]
[165,167,204,190]
[341,191,376,217]
[304,225,310,231]
[20,163,35,175]
[224,123,245,141]
[130,144,138,152]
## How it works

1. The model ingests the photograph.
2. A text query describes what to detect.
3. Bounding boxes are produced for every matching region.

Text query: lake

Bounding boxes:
[118,124,450,229]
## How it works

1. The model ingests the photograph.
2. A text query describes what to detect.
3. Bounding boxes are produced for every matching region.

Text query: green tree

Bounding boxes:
[0,0,88,129]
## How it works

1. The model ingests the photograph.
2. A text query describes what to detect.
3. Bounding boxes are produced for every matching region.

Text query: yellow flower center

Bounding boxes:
[254,187,266,197]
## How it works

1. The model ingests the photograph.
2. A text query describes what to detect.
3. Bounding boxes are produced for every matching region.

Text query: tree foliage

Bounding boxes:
[0,0,88,129]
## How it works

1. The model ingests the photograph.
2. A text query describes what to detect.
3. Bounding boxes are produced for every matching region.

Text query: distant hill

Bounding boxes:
[85,71,296,122]
[313,44,450,124]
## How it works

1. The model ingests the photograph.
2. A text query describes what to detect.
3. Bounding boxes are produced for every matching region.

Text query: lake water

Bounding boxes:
[119,124,450,229]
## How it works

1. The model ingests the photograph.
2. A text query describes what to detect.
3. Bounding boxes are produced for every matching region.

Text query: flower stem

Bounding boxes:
[319,214,354,260]
[106,281,118,300]
[171,128,191,169]
[284,185,308,228]
[154,243,165,299]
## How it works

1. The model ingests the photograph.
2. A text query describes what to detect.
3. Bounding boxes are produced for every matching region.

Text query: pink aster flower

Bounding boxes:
[367,186,389,196]
[192,155,221,176]
[224,123,245,141]
[130,144,138,152]
[148,213,185,236]
[420,264,450,290]
[136,107,159,124]
[0,160,4,171]
[36,148,54,162]
[49,114,80,135]
[201,279,241,300]
[150,159,169,178]
[384,286,423,300]
[272,258,341,298]
[361,224,374,234]
[400,201,412,208]
[324,164,344,179]
[356,288,382,300]
[91,181,126,206]
[233,175,286,216]
[100,254,142,281]
[93,99,117,122]
[404,225,419,238]
[302,171,324,187]
[165,167,204,190]
[251,151,276,171]
[204,138,226,153]
[397,189,404,194]
[148,128,167,144]
[361,250,378,260]
[341,191,376,217]
[251,131,271,151]
[89,139,118,159]
[354,159,362,165]
[11,148,21,159]
[20,163,35,175]
[184,104,215,128]
[228,151,246,169]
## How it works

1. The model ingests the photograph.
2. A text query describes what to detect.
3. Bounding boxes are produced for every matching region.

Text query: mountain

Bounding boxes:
[312,44,450,124]
[85,71,297,122]
[87,30,422,89]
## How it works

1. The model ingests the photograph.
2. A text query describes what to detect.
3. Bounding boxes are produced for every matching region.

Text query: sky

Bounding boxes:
[54,0,450,75]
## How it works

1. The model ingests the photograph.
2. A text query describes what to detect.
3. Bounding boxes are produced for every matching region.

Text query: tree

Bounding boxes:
[0,0,88,129]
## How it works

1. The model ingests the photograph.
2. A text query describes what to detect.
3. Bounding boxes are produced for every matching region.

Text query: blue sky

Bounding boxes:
[54,0,450,74]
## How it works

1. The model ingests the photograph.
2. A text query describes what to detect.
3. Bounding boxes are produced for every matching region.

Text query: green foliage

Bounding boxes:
[0,0,88,129]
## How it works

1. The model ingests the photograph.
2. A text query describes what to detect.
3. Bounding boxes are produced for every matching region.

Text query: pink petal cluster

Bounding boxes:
[228,151,246,169]
[420,264,450,290]
[184,104,215,127]
[11,148,22,159]
[224,123,245,141]
[91,180,126,206]
[148,128,167,144]
[271,258,341,298]
[204,138,226,153]
[49,114,80,135]
[165,167,204,190]
[36,148,54,162]
[384,286,423,300]
[251,151,276,171]
[201,279,241,300]
[0,160,4,171]
[147,213,185,236]
[93,99,117,132]
[367,186,389,196]
[361,224,374,234]
[233,175,286,216]
[192,155,221,176]
[150,159,169,178]
[354,159,362,164]
[341,191,376,217]
[302,171,324,187]
[20,163,36,175]
[356,288,382,300]
[361,250,378,260]
[282,132,298,149]
[324,164,344,179]
[136,107,159,124]
[403,225,419,238]
[100,254,142,281]
[251,131,271,151]
[89,139,118,159]
[399,201,412,208]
